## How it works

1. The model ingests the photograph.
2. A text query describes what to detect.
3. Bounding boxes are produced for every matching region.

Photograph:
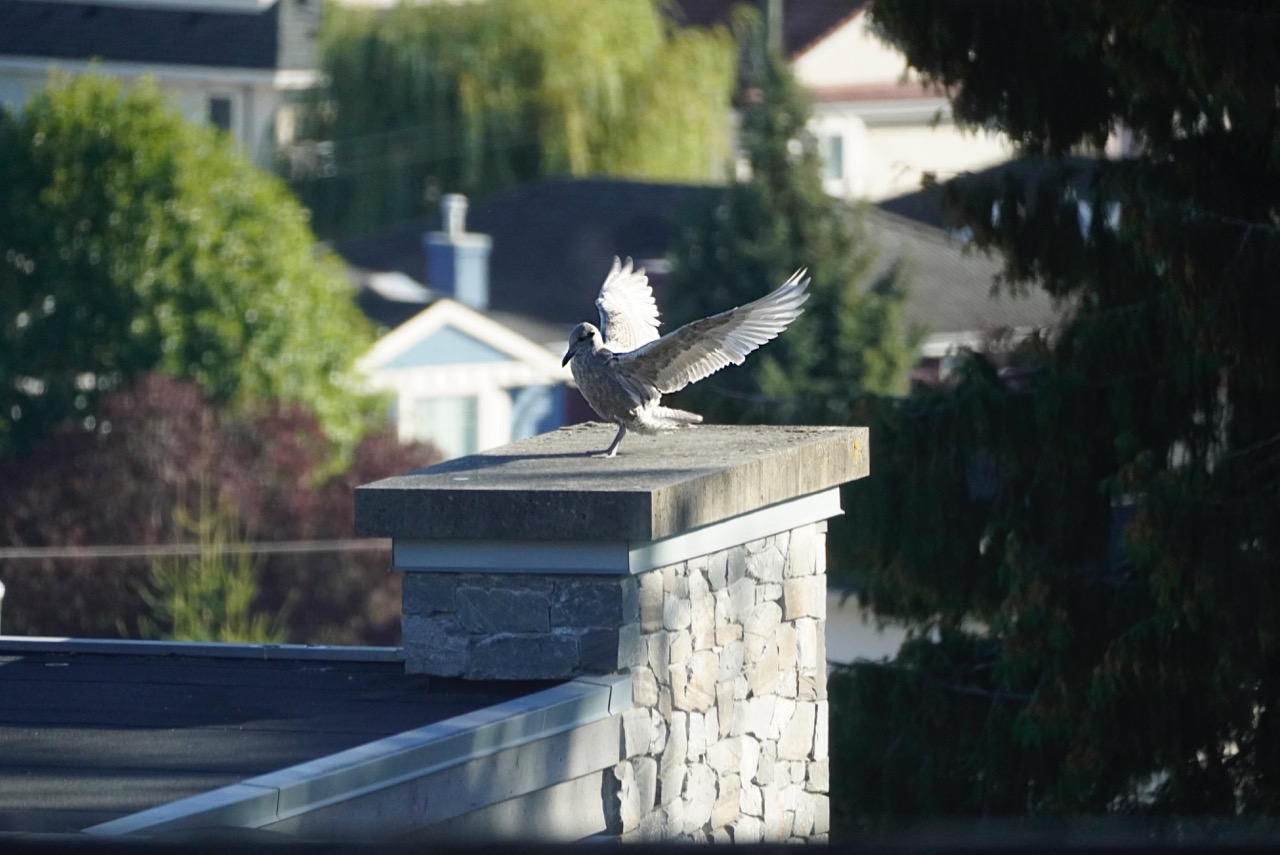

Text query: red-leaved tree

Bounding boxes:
[0,374,439,643]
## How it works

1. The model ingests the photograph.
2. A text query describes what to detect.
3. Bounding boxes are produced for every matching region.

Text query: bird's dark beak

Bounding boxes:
[561,345,573,367]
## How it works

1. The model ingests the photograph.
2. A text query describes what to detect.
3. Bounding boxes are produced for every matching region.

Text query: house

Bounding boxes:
[670,0,1014,201]
[0,0,321,166]
[348,195,571,459]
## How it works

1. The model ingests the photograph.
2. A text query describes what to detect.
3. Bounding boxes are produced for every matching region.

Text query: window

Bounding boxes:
[411,395,478,459]
[208,96,233,133]
[820,134,844,181]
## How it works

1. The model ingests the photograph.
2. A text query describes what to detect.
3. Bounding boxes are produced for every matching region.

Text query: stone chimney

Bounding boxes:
[423,193,492,310]
[356,423,868,843]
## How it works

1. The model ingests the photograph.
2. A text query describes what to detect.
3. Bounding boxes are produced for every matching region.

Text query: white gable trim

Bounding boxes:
[357,298,568,377]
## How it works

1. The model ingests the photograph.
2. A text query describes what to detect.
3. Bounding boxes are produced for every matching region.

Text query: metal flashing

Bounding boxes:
[84,674,631,837]
[0,636,403,662]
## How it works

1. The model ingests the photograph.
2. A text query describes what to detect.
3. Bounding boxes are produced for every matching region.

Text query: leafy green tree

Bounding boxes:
[0,73,376,456]
[665,46,919,427]
[831,1,1280,821]
[292,0,739,238]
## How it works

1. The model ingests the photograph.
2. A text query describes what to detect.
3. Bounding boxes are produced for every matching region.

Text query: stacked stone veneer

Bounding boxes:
[608,521,829,843]
[398,519,829,843]
[401,571,640,680]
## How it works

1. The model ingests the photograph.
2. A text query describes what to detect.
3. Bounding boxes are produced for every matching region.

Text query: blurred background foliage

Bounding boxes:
[290,0,741,239]
[0,74,378,460]
[0,74,431,644]
[0,374,440,644]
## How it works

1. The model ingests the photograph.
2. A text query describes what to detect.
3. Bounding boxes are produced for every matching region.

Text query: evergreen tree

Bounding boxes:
[0,74,376,456]
[664,44,919,427]
[291,0,739,239]
[831,1,1280,820]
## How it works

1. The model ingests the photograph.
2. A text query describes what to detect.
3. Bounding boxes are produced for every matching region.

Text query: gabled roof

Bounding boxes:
[356,298,569,379]
[0,0,318,71]
[667,0,867,60]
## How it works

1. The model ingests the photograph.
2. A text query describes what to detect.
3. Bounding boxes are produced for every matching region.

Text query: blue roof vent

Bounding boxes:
[424,194,492,311]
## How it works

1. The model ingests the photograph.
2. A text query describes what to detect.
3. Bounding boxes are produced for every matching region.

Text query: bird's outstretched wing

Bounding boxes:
[616,270,810,395]
[595,257,660,353]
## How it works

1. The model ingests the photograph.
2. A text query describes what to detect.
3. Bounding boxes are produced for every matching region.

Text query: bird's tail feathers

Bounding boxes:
[650,406,703,428]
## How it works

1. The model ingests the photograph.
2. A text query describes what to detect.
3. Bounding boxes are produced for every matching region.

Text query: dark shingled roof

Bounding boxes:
[339,177,721,333]
[0,0,319,71]
[339,175,1061,343]
[863,208,1060,335]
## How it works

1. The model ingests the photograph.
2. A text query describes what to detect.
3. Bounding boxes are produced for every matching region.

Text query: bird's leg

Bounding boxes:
[595,424,627,458]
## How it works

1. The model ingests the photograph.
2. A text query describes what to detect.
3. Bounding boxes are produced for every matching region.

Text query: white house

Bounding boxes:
[672,0,1014,202]
[793,5,1014,201]
[0,0,321,166]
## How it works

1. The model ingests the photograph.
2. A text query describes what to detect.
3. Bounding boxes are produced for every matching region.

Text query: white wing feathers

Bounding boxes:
[595,256,661,353]
[617,269,810,395]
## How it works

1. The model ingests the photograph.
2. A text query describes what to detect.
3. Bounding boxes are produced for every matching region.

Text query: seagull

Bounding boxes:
[562,257,810,457]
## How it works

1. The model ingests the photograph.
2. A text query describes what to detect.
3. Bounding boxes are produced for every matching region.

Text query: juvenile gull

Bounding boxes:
[562,257,810,457]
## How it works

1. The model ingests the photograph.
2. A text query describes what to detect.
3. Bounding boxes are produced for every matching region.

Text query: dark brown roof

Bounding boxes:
[667,0,867,58]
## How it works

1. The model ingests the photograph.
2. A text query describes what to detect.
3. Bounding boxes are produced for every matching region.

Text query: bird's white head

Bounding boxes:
[562,322,601,366]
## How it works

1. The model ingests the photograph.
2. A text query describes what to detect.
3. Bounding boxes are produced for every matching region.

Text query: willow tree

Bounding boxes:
[831,0,1280,822]
[293,0,738,238]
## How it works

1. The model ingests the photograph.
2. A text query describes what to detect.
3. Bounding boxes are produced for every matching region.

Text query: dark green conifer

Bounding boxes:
[833,0,1280,821]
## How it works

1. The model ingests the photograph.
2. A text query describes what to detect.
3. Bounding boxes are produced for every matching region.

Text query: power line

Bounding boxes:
[0,539,391,561]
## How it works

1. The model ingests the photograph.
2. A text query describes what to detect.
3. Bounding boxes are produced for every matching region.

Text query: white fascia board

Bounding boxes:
[392,487,842,576]
[0,55,315,88]
[814,97,951,126]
